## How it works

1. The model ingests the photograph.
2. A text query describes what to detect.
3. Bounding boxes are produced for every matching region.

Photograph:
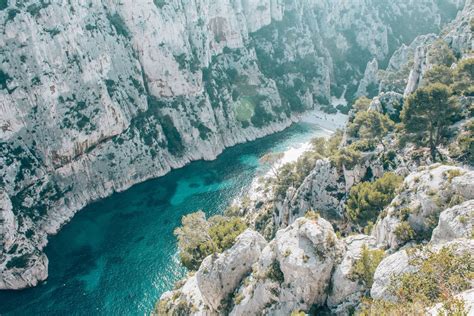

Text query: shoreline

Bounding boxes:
[240,110,348,202]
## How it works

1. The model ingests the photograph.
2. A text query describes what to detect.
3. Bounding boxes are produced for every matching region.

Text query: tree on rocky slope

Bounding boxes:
[348,111,394,152]
[401,83,460,161]
[174,211,247,271]
[346,172,403,227]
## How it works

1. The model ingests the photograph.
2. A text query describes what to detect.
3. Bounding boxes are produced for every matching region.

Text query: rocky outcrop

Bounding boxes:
[275,159,344,228]
[196,230,267,312]
[0,0,466,290]
[157,230,266,315]
[159,217,344,315]
[357,59,380,98]
[276,150,386,229]
[231,217,343,315]
[0,191,16,252]
[372,165,474,250]
[327,235,378,314]
[431,200,474,244]
[370,246,417,301]
[371,239,474,301]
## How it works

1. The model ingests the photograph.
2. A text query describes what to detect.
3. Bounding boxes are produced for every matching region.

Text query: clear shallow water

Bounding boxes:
[0,122,328,316]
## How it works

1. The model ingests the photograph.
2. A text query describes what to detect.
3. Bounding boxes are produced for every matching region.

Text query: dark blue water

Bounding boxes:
[0,122,328,316]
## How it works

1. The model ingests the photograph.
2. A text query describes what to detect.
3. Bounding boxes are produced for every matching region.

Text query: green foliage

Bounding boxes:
[427,40,456,67]
[159,115,185,156]
[393,221,416,244]
[350,245,385,289]
[353,97,372,112]
[107,13,130,39]
[452,58,474,96]
[208,216,247,253]
[251,102,274,127]
[6,255,30,269]
[348,111,394,150]
[266,260,285,284]
[444,169,464,183]
[421,65,454,87]
[0,0,7,10]
[451,120,474,165]
[175,211,214,271]
[174,211,247,271]
[346,172,403,226]
[391,246,473,304]
[153,0,166,9]
[359,245,473,316]
[401,83,461,161]
[331,147,362,170]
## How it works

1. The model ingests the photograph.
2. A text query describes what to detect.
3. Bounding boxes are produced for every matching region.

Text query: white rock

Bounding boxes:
[373,165,474,250]
[196,229,267,311]
[327,235,378,313]
[371,239,474,301]
[431,200,474,244]
[232,217,343,315]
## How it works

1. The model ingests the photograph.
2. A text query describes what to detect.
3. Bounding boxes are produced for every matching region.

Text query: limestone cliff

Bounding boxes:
[0,0,465,289]
[155,1,474,313]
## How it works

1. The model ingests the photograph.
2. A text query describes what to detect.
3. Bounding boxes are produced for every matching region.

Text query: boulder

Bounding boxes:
[196,229,267,311]
[431,200,474,244]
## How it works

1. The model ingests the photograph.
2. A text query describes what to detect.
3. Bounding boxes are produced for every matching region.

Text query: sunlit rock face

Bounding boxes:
[0,0,464,289]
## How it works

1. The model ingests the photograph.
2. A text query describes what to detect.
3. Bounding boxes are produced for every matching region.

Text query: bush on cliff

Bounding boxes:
[359,245,473,315]
[346,172,403,227]
[174,211,247,271]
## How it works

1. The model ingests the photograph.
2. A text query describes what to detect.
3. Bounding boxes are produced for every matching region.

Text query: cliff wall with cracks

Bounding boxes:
[0,0,464,289]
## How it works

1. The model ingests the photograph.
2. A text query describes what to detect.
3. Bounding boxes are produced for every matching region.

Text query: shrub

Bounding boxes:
[393,221,415,244]
[175,212,247,271]
[304,209,320,221]
[266,260,285,284]
[444,169,463,183]
[346,172,403,226]
[350,244,385,288]
[359,245,473,315]
[208,216,247,252]
[347,111,394,151]
[5,255,29,269]
[391,246,473,304]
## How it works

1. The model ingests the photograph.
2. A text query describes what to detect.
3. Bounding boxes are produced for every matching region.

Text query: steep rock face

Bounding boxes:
[159,217,344,315]
[0,0,464,289]
[275,159,345,228]
[356,58,379,98]
[276,152,385,229]
[157,229,266,315]
[196,230,267,312]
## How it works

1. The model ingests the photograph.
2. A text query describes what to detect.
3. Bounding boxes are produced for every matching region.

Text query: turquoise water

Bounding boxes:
[0,122,328,316]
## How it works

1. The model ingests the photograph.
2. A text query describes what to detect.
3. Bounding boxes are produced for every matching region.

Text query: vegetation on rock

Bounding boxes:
[350,245,385,289]
[174,211,247,271]
[346,173,403,227]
